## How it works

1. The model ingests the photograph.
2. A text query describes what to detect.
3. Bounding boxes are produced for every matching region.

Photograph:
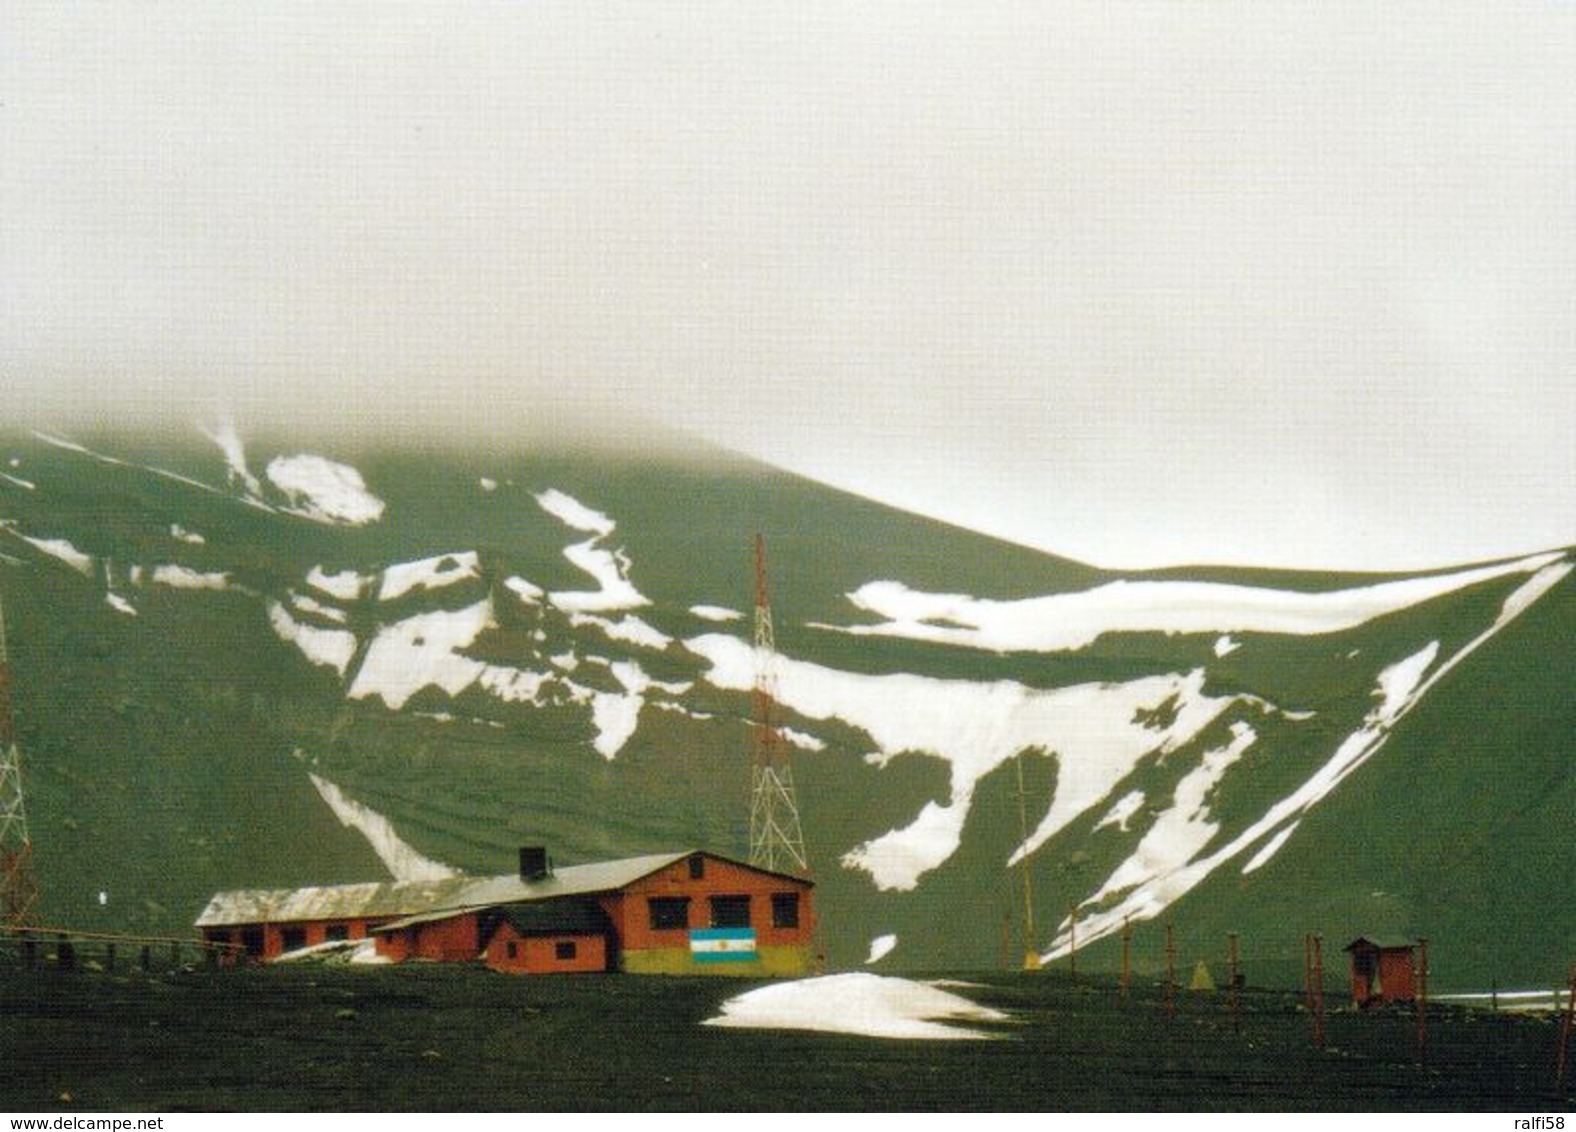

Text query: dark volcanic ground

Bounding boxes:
[1,958,1569,1112]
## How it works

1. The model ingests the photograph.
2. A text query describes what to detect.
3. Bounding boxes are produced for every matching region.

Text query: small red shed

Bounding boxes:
[1344,936,1417,1007]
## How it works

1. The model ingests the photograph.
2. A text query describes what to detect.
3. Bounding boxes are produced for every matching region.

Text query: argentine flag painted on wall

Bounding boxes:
[690,928,757,963]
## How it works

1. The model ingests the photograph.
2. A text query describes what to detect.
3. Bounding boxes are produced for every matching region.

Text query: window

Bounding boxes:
[555,940,577,961]
[709,895,751,929]
[688,855,705,880]
[280,927,306,952]
[648,896,690,931]
[324,924,350,943]
[506,942,518,959]
[771,892,800,930]
[240,929,264,957]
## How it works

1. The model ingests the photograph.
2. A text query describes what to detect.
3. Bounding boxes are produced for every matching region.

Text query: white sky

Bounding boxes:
[3,2,1573,570]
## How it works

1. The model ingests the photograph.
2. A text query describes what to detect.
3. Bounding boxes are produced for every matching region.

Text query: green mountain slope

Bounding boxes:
[1,425,1570,990]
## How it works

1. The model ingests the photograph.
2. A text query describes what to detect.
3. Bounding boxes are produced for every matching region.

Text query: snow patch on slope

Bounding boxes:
[867,934,898,964]
[20,535,95,576]
[379,552,480,602]
[201,420,263,497]
[1083,721,1258,914]
[824,553,1564,653]
[1095,790,1146,833]
[684,633,1252,891]
[350,600,494,710]
[307,566,369,602]
[150,564,229,591]
[309,773,458,882]
[535,490,648,613]
[268,600,358,675]
[266,455,385,526]
[1046,553,1575,960]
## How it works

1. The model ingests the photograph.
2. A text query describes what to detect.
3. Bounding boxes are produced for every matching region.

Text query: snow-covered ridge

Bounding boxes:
[821,552,1565,653]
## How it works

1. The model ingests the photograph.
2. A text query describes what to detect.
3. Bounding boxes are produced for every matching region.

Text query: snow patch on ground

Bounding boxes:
[1214,634,1240,657]
[310,774,458,882]
[105,592,136,616]
[569,612,672,650]
[379,552,480,602]
[266,455,385,526]
[534,489,615,537]
[781,727,826,752]
[1095,790,1146,833]
[535,490,649,613]
[288,590,349,624]
[268,600,358,675]
[307,566,369,602]
[690,604,743,623]
[504,576,544,604]
[1242,821,1300,874]
[150,564,229,590]
[685,633,1250,891]
[1081,722,1258,915]
[349,600,494,710]
[201,420,263,497]
[21,536,94,576]
[866,934,898,964]
[1046,557,1573,960]
[822,553,1564,653]
[703,973,1009,1040]
[170,523,206,545]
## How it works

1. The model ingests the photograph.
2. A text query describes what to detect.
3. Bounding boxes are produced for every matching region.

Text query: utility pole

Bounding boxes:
[1014,754,1040,970]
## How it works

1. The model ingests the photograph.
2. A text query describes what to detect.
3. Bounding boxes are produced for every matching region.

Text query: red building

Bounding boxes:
[1344,936,1417,1007]
[195,848,816,977]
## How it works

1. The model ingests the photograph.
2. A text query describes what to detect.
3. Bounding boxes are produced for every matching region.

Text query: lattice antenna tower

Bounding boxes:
[747,535,808,875]
[0,596,40,928]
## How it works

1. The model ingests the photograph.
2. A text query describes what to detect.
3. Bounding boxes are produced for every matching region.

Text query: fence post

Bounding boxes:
[1120,917,1131,1003]
[1164,920,1177,1020]
[1415,938,1429,1067]
[1311,934,1326,1050]
[1228,932,1241,1033]
[104,941,116,973]
[1555,961,1576,1095]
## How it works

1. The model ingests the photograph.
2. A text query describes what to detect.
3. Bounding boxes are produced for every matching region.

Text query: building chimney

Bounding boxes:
[518,846,550,881]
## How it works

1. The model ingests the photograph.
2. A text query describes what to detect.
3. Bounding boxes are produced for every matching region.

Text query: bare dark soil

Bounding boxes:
[1,961,1569,1112]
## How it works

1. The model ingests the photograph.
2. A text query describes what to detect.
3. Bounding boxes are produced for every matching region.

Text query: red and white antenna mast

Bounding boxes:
[748,535,808,875]
[0,596,40,928]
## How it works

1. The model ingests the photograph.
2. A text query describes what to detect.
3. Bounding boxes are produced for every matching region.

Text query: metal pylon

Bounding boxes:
[748,535,808,875]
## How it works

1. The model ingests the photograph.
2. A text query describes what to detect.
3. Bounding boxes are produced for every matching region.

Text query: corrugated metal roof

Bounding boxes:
[196,851,694,929]
[1344,935,1417,952]
[498,898,613,936]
